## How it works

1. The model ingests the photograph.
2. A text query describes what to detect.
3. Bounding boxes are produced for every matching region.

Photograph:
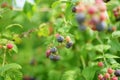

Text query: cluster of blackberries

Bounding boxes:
[72,0,116,32]
[46,47,60,61]
[45,34,73,61]
[56,34,73,48]
[98,65,120,80]
[113,6,120,21]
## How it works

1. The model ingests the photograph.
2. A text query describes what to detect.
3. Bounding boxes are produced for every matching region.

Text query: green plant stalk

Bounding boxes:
[96,33,108,67]
[2,48,6,66]
[80,55,86,69]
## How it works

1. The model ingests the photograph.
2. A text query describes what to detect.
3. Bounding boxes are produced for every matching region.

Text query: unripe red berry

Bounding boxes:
[100,13,107,21]
[7,43,13,49]
[88,6,97,15]
[46,50,51,58]
[55,33,60,38]
[104,73,110,79]
[99,5,106,12]
[98,74,103,80]
[107,68,114,74]
[98,62,104,67]
[76,6,85,13]
[95,0,104,4]
[1,2,8,8]
[111,76,118,80]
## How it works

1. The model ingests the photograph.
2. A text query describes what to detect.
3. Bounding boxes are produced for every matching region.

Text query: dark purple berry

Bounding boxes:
[76,13,86,24]
[101,77,106,80]
[57,36,64,43]
[50,47,57,53]
[78,24,86,31]
[49,55,60,61]
[66,41,73,48]
[46,50,51,57]
[72,6,76,13]
[96,22,106,31]
[114,70,120,77]
[30,77,36,80]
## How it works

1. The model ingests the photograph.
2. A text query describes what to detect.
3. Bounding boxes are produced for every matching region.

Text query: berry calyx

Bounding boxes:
[66,36,71,42]
[7,43,13,49]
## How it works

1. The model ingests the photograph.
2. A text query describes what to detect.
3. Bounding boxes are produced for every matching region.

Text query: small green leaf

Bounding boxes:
[51,1,61,8]
[94,44,111,52]
[0,63,22,75]
[6,24,23,30]
[104,54,120,58]
[82,66,99,80]
[112,31,120,38]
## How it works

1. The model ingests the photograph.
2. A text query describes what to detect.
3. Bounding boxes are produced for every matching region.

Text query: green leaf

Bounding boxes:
[61,69,80,80]
[94,44,111,52]
[104,54,120,58]
[82,66,99,80]
[12,44,18,53]
[112,31,120,38]
[23,1,35,19]
[5,24,23,30]
[51,1,61,8]
[5,75,11,80]
[0,63,22,75]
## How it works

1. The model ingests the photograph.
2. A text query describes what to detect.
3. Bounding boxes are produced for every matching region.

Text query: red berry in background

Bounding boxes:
[99,5,106,12]
[112,27,117,31]
[7,43,13,49]
[88,6,97,15]
[100,13,107,21]
[55,33,60,38]
[98,62,104,67]
[98,74,103,80]
[76,6,85,13]
[1,2,8,8]
[107,68,114,74]
[111,76,118,80]
[95,0,104,4]
[9,6,13,10]
[114,12,119,17]
[104,73,110,79]
[46,50,51,58]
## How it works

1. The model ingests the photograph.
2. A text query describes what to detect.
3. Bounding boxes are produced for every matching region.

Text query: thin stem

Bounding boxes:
[2,48,6,66]
[80,55,86,69]
[96,32,108,67]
